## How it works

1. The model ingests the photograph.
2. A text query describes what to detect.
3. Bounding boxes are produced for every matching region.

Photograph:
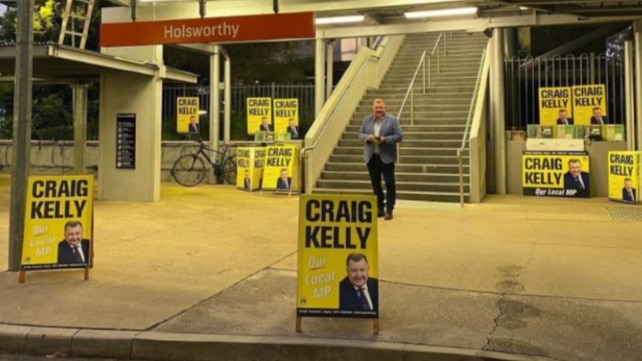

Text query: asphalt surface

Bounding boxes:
[1,173,641,361]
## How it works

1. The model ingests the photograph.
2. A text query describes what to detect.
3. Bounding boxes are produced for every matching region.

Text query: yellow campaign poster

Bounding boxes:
[236,147,264,192]
[273,98,298,135]
[572,84,607,126]
[539,87,572,125]
[262,144,300,192]
[247,97,272,135]
[297,194,378,318]
[608,151,641,205]
[176,97,200,134]
[21,175,94,270]
[522,151,590,198]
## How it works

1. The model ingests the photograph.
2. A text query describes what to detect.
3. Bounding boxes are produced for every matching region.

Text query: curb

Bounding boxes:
[0,324,556,361]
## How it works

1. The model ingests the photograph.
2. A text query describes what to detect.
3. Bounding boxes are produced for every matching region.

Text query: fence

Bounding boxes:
[162,83,316,139]
[504,53,625,129]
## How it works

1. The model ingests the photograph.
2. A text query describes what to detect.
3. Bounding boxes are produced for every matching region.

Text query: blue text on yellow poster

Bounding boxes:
[608,151,640,204]
[247,97,272,135]
[539,87,572,126]
[522,151,590,198]
[297,194,379,318]
[176,97,199,134]
[572,84,606,126]
[273,98,299,135]
[262,144,300,192]
[21,175,94,270]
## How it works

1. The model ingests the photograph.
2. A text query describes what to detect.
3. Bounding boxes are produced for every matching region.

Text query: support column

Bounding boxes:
[72,83,88,174]
[326,41,334,100]
[223,51,231,143]
[491,28,507,195]
[211,45,220,153]
[635,21,642,151]
[315,35,326,117]
[625,40,635,151]
[9,0,34,271]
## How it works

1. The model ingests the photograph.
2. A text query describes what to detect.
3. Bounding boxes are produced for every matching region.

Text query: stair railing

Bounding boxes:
[457,46,488,207]
[395,32,446,163]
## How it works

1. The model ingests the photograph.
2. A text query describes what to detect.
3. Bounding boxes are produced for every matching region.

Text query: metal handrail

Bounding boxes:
[395,32,445,163]
[457,47,488,207]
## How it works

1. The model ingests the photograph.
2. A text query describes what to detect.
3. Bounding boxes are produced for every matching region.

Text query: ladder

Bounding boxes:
[58,0,94,49]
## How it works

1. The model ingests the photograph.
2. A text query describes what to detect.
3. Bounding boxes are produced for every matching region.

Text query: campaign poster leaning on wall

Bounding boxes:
[21,175,94,270]
[571,84,607,126]
[176,97,199,134]
[297,194,379,319]
[522,151,590,198]
[539,87,572,126]
[262,144,300,192]
[247,97,272,135]
[273,98,299,135]
[608,151,641,205]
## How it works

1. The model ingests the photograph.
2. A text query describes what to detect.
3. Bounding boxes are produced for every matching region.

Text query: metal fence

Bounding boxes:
[504,53,625,129]
[162,83,316,138]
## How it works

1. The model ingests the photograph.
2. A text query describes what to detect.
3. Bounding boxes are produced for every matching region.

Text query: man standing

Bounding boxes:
[338,253,378,312]
[57,221,91,265]
[358,98,403,220]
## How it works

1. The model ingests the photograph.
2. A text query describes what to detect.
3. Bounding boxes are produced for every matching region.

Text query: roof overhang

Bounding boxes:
[0,44,197,84]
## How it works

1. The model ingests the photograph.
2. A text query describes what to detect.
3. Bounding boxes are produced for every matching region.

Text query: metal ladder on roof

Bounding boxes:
[58,0,94,49]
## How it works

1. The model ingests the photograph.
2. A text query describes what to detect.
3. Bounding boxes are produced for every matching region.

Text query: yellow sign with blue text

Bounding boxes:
[572,84,606,125]
[21,175,94,270]
[539,87,572,126]
[176,97,199,134]
[262,144,300,192]
[522,151,590,198]
[247,97,272,135]
[608,151,640,205]
[297,194,379,318]
[273,98,298,135]
[236,147,265,192]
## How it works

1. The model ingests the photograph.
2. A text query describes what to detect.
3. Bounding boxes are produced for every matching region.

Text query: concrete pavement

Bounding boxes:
[1,173,641,361]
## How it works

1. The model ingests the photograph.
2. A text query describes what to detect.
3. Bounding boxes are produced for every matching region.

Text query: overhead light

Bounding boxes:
[315,15,365,25]
[404,7,478,19]
[519,6,529,10]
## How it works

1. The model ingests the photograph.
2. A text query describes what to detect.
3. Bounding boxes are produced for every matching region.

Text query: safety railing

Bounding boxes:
[457,45,489,207]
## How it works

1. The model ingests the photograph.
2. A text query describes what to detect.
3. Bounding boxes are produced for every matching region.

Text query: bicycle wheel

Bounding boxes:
[172,154,207,186]
[220,156,237,185]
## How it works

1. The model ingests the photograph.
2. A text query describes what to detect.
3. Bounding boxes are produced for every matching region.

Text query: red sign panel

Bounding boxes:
[101,12,315,47]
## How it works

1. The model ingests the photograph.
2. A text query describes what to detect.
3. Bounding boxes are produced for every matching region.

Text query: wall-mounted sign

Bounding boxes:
[116,113,136,169]
[101,12,315,47]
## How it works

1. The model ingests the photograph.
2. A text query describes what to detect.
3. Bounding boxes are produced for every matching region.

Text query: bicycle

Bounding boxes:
[170,140,237,187]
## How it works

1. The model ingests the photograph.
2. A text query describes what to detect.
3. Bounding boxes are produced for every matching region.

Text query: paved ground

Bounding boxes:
[1,173,641,361]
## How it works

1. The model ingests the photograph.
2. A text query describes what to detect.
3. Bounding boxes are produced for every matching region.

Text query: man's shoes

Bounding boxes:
[384,212,393,220]
[377,208,386,218]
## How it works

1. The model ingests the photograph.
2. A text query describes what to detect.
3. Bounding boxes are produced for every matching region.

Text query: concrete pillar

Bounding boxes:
[326,41,334,100]
[211,46,220,153]
[635,21,642,151]
[72,83,88,174]
[224,52,231,143]
[491,28,507,195]
[503,28,518,58]
[315,35,326,117]
[625,40,635,151]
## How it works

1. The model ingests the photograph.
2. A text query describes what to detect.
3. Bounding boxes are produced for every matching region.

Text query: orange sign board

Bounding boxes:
[101,12,315,47]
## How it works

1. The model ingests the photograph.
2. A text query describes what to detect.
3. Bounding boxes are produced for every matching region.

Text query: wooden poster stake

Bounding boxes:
[295,316,302,333]
[18,270,26,283]
[373,319,380,335]
[83,267,89,280]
